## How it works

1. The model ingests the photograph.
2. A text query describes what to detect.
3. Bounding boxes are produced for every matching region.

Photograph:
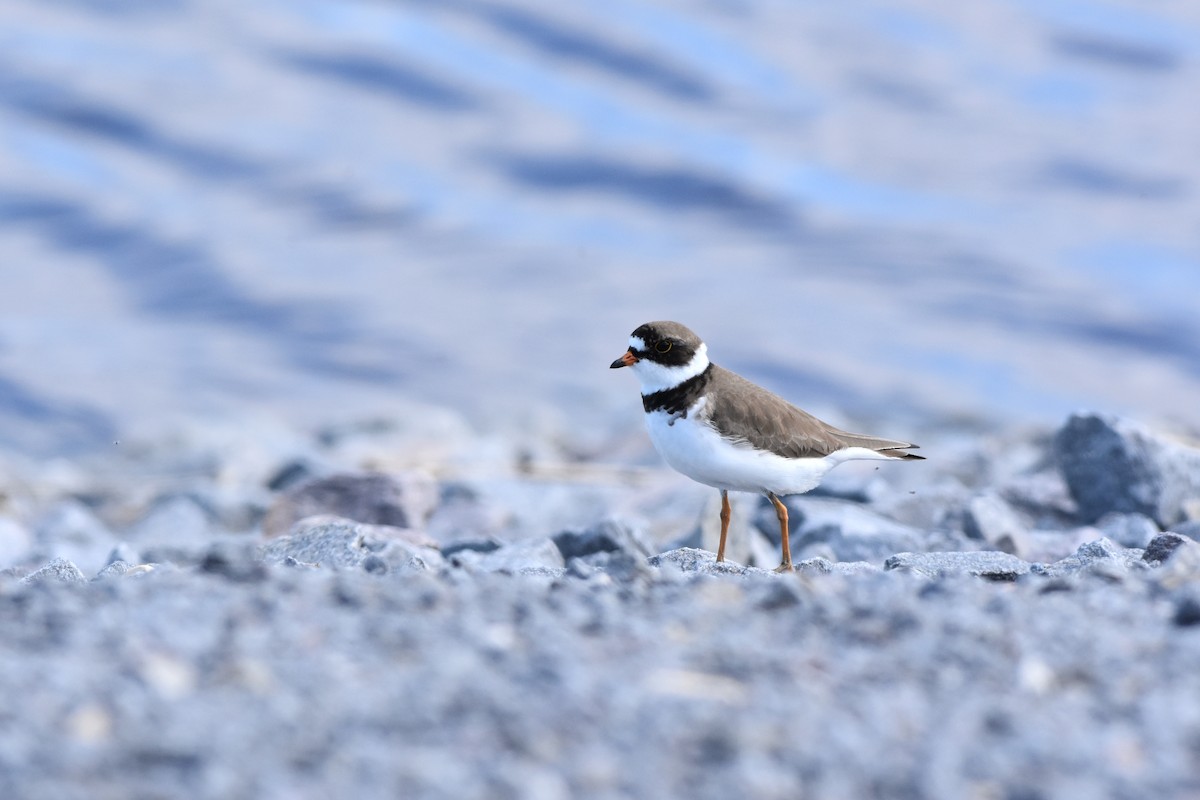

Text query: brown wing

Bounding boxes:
[701,365,923,460]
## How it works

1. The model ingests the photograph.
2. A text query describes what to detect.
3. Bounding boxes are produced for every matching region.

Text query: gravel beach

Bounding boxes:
[3,408,1200,799]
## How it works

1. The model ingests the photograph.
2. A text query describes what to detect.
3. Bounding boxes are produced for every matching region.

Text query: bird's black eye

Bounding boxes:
[655,340,672,354]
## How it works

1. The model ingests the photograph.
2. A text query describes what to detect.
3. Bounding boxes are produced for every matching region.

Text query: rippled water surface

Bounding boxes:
[2,0,1198,453]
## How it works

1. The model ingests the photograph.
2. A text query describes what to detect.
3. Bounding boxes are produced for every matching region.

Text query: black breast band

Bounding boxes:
[642,364,713,416]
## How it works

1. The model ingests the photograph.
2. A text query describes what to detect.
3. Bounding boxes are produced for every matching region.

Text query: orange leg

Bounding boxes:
[717,490,731,563]
[768,493,794,572]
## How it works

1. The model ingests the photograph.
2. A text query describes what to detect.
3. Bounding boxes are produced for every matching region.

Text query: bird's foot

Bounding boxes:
[774,561,795,573]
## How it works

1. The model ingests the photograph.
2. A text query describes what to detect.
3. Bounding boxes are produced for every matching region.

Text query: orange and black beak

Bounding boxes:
[610,349,638,369]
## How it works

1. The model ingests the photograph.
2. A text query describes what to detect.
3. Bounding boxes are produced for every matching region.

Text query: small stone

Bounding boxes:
[552,519,652,560]
[362,554,387,574]
[93,560,131,580]
[259,518,367,568]
[647,547,777,577]
[963,493,1029,553]
[454,538,565,574]
[884,551,1032,581]
[21,557,87,585]
[1143,533,1192,565]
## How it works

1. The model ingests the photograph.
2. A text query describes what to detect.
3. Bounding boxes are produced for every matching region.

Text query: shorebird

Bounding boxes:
[612,321,923,571]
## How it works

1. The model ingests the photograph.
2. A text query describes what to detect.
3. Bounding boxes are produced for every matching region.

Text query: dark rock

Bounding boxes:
[553,519,652,560]
[441,539,503,559]
[1054,412,1200,528]
[1173,595,1200,627]
[262,472,437,538]
[21,557,87,585]
[1143,533,1192,565]
[884,551,1032,581]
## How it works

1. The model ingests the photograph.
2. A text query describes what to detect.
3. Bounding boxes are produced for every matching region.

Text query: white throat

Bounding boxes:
[632,343,709,395]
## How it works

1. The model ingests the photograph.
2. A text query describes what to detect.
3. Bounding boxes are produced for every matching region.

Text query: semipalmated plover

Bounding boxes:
[611,321,923,571]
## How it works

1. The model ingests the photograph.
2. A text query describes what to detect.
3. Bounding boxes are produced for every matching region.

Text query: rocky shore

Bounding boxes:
[2,409,1200,799]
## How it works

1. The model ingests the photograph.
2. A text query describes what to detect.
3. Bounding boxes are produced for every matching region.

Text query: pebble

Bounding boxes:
[20,557,86,585]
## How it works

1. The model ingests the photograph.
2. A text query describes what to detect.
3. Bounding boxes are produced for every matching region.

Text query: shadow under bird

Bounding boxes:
[611,321,923,571]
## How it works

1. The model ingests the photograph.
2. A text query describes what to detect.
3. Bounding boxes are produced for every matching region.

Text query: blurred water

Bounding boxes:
[1,0,1198,454]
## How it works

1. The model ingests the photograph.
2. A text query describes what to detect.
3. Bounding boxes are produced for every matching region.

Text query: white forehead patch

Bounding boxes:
[629,335,647,352]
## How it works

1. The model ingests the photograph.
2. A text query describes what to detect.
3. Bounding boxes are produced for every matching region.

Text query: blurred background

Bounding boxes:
[2,0,1198,457]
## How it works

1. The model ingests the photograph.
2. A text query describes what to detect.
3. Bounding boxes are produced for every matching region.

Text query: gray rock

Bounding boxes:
[553,518,652,560]
[1095,512,1159,548]
[262,472,437,538]
[963,493,1029,553]
[648,547,778,577]
[451,537,564,574]
[885,550,1032,581]
[568,550,655,582]
[34,501,117,575]
[1054,412,1200,528]
[1170,520,1200,542]
[999,470,1078,528]
[1034,537,1148,579]
[796,557,882,576]
[425,482,510,544]
[93,560,132,580]
[127,495,214,542]
[20,557,86,585]
[259,517,442,571]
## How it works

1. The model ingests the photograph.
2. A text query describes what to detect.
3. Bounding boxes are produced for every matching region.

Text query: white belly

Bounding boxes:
[642,407,829,495]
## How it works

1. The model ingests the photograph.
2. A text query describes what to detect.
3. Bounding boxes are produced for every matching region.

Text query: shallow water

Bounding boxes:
[2,0,1198,454]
